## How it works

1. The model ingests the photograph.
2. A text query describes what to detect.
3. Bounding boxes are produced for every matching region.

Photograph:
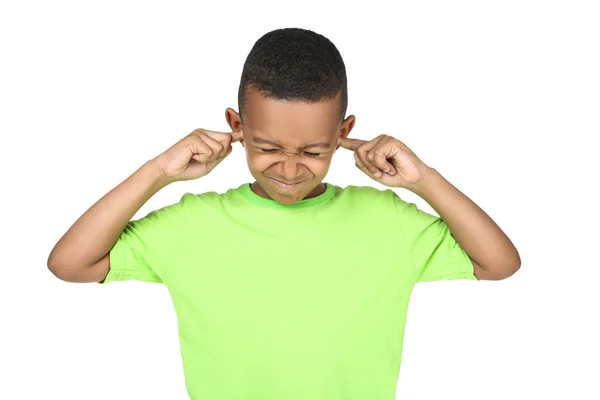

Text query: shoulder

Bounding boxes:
[179,184,248,210]
[333,184,397,201]
[330,184,431,221]
[330,184,400,210]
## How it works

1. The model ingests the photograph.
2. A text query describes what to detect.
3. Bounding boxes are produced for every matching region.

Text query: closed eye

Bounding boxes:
[259,148,321,157]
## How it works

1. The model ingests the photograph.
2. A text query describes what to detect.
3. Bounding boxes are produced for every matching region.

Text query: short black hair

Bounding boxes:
[238,27,348,123]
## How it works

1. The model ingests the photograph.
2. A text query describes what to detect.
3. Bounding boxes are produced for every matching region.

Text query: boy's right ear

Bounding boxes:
[225,107,244,147]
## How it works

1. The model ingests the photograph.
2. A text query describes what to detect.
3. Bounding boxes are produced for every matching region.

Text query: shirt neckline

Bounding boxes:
[238,182,335,209]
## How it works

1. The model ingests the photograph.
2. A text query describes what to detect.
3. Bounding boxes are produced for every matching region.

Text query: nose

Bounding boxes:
[280,153,302,179]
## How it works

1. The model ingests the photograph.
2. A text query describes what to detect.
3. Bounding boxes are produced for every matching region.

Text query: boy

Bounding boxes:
[48,28,520,399]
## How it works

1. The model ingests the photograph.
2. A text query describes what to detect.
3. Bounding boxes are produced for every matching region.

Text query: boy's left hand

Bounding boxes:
[338,134,432,188]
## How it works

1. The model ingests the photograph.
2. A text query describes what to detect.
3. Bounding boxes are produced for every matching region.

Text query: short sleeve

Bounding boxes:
[99,193,190,284]
[393,192,477,283]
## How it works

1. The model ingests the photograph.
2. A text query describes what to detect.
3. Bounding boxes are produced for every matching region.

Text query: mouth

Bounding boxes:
[271,178,303,189]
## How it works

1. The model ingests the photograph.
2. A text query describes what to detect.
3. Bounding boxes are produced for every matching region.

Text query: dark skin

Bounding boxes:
[225,88,355,205]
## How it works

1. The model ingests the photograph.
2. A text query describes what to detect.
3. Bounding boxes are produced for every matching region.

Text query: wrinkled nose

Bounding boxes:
[280,154,302,180]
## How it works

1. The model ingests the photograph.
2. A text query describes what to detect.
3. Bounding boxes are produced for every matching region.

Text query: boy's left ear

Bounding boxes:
[336,115,356,150]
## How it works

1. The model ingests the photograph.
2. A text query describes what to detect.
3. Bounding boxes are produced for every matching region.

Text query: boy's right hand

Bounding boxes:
[152,128,243,183]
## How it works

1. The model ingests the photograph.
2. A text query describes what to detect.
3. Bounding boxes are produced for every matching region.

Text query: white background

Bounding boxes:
[1,0,598,399]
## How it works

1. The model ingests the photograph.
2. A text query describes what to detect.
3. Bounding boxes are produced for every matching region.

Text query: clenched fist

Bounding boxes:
[152,128,243,183]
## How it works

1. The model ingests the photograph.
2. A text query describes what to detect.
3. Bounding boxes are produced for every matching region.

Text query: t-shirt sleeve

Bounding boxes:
[98,193,190,284]
[393,192,478,283]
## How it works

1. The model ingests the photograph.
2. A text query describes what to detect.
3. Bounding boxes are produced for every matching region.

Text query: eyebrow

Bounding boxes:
[252,138,332,150]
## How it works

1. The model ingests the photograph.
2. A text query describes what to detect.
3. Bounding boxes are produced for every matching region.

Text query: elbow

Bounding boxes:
[47,252,64,280]
[47,252,109,283]
[47,254,80,283]
[47,253,61,279]
[472,254,521,281]
[498,262,521,280]
[494,256,522,280]
[478,264,520,281]
[503,251,522,279]
[481,243,522,280]
[47,261,73,282]
[47,263,90,283]
[492,249,522,280]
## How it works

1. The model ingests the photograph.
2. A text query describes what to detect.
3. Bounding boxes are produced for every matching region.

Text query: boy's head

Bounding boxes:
[226,28,356,204]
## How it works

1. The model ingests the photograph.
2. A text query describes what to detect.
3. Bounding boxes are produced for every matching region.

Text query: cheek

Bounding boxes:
[246,154,273,171]
[304,158,332,176]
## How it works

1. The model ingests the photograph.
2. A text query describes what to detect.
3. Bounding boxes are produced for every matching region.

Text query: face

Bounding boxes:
[226,88,355,205]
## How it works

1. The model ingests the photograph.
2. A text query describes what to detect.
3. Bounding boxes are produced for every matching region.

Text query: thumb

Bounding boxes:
[338,136,366,151]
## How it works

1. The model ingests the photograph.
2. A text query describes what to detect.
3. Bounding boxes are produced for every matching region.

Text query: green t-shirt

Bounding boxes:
[101,183,477,399]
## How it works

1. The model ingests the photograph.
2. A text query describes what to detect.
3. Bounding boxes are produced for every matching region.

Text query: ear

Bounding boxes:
[225,107,245,147]
[336,115,356,150]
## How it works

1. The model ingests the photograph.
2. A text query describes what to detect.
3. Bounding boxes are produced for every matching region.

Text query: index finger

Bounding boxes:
[338,136,367,151]
[201,129,244,143]
[230,129,244,143]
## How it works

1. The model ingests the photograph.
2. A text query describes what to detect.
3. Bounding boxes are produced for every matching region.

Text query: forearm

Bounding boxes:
[407,168,521,276]
[48,159,170,274]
